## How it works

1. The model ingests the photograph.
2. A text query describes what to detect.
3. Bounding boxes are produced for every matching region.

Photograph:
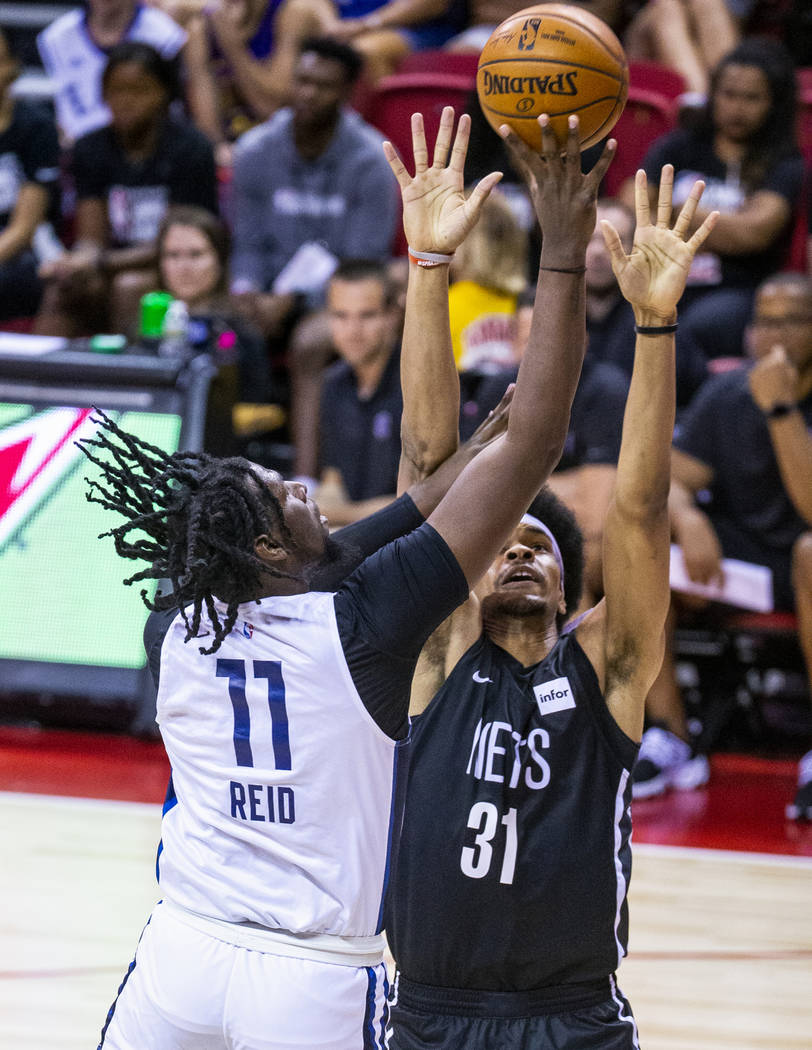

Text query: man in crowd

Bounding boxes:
[634,272,812,820]
[316,259,402,525]
[229,36,398,482]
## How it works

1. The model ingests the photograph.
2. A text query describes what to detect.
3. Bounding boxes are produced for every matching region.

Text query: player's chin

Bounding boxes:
[481,589,547,618]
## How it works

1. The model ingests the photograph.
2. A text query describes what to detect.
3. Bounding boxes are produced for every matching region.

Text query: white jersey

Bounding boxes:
[155,591,403,939]
[37,5,187,142]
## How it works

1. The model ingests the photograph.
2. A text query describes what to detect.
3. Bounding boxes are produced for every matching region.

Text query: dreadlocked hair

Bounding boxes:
[77,410,298,654]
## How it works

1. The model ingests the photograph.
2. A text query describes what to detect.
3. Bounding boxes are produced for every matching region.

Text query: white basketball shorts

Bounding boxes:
[98,902,390,1050]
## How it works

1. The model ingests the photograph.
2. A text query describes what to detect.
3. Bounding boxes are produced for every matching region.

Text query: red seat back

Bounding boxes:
[365,71,477,254]
[602,85,678,197]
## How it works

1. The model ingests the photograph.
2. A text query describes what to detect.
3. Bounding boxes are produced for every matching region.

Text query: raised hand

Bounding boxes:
[383,107,503,254]
[601,165,719,321]
[500,114,616,263]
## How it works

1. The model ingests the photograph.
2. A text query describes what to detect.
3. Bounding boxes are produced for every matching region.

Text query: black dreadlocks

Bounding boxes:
[77,410,297,654]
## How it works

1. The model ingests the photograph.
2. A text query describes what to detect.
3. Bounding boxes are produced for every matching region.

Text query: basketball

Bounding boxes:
[476,3,629,151]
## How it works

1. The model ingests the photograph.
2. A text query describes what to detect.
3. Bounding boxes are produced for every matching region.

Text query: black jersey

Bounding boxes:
[386,630,639,991]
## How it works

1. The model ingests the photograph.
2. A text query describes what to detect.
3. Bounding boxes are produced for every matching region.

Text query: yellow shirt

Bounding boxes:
[448,281,518,372]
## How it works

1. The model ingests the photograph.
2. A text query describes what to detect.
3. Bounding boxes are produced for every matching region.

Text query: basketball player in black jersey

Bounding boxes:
[382,108,719,1049]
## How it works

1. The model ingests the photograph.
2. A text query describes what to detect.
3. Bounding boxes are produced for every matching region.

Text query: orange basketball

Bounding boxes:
[476,3,628,151]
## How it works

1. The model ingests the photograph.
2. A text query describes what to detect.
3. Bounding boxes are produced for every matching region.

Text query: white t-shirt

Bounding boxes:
[37,4,186,142]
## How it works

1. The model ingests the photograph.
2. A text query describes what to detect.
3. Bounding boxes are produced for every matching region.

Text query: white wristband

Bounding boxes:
[408,247,455,267]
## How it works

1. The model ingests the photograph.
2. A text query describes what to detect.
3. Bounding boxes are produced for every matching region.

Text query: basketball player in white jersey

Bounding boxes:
[381,109,718,1048]
[79,109,614,1049]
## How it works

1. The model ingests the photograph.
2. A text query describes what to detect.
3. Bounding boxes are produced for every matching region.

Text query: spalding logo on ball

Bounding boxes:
[477,3,629,151]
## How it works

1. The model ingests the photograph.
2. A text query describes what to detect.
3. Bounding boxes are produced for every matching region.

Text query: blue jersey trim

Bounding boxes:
[156,772,178,882]
[363,966,378,1049]
[97,913,152,1048]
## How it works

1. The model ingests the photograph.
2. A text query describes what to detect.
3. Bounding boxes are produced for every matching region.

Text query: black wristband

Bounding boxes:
[765,402,796,420]
[635,322,679,335]
[540,265,587,274]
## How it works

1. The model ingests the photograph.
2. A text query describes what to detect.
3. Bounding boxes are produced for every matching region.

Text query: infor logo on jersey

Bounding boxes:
[533,676,575,716]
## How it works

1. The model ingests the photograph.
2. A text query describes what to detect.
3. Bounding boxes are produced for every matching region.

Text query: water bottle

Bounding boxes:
[159,298,190,358]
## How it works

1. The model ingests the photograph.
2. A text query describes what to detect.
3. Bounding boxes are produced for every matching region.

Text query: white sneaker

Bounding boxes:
[632,727,710,800]
[786,749,812,821]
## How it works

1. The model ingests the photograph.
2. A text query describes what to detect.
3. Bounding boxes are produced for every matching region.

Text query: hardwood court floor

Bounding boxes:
[2,727,812,1050]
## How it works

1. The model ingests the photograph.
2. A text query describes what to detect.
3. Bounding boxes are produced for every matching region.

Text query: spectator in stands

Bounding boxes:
[0,29,60,323]
[315,259,402,524]
[180,0,285,166]
[35,42,218,337]
[229,36,398,482]
[624,0,739,99]
[638,39,804,367]
[448,189,527,376]
[634,272,812,822]
[268,0,465,93]
[36,0,198,144]
[156,205,272,453]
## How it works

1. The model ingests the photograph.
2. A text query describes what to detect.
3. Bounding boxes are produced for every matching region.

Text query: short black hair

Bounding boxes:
[329,259,396,307]
[525,485,584,628]
[102,41,179,101]
[299,35,364,86]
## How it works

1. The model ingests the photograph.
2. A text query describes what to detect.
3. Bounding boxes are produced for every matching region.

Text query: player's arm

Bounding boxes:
[578,167,719,740]
[384,107,503,492]
[423,115,615,587]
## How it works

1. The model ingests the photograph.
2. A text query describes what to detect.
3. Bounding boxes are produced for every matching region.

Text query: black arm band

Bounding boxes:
[540,265,587,274]
[635,322,679,335]
[765,402,796,420]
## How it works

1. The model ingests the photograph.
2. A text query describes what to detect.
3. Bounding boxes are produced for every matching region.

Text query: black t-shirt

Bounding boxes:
[461,354,628,470]
[72,115,218,247]
[0,99,60,232]
[643,129,804,287]
[674,368,812,552]
[319,346,403,501]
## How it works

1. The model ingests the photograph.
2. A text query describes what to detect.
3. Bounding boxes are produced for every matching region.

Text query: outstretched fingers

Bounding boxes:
[634,168,651,228]
[411,112,429,173]
[432,106,455,169]
[686,209,720,256]
[599,219,628,274]
[449,111,471,175]
[672,178,705,240]
[656,163,674,228]
[382,140,412,189]
[465,169,504,218]
[499,124,535,186]
[586,136,617,189]
[539,114,560,160]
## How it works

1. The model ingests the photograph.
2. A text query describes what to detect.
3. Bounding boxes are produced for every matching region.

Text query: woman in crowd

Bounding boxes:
[156,204,272,453]
[35,42,218,337]
[638,37,804,365]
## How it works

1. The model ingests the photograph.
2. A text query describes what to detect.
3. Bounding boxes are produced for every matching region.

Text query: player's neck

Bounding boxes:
[483,612,560,668]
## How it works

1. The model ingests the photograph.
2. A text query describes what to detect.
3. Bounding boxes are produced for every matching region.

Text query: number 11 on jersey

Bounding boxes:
[216,658,291,770]
[460,802,518,885]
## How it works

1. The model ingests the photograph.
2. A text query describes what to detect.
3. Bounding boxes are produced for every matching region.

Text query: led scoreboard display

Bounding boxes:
[0,346,212,716]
